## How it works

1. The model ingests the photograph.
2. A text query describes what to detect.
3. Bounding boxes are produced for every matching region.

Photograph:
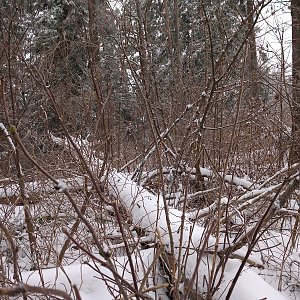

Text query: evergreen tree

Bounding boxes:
[33,0,88,95]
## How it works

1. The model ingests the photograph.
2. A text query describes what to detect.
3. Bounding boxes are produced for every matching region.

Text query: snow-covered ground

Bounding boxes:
[0,132,299,300]
[1,166,299,299]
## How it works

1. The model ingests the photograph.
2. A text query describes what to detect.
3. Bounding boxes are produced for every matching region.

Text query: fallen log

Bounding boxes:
[107,170,289,300]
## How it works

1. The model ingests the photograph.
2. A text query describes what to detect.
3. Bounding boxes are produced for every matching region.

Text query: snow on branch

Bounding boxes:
[0,176,85,203]
[130,103,198,181]
[140,166,253,190]
[0,123,16,151]
[54,179,68,193]
[106,169,289,299]
[108,170,215,249]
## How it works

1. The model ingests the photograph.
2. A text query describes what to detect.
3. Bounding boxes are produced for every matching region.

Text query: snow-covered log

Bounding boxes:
[107,170,289,300]
[108,170,215,249]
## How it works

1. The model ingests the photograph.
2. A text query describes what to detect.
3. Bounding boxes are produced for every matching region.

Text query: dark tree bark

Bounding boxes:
[135,0,150,95]
[247,0,259,101]
[87,0,106,140]
[290,0,300,164]
[173,0,182,84]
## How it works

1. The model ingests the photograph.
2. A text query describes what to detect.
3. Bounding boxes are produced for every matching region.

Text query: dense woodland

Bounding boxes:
[0,0,300,299]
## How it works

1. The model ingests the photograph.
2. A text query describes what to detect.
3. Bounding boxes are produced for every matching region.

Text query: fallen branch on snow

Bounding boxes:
[107,170,289,300]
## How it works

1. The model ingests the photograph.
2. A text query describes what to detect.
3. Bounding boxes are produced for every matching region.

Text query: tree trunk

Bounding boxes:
[247,0,259,101]
[87,0,106,140]
[135,0,150,96]
[173,0,182,84]
[290,0,300,164]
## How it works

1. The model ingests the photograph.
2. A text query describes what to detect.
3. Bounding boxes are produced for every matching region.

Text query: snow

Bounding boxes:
[0,123,16,151]
[54,179,68,192]
[141,166,253,191]
[106,169,290,299]
[223,174,253,190]
[0,190,292,300]
[49,132,68,146]
[1,133,297,299]
[215,259,289,300]
[107,170,215,248]
[0,176,85,199]
[0,0,297,298]
[21,249,160,300]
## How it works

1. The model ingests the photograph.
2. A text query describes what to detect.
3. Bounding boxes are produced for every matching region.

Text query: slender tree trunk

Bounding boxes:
[173,0,182,84]
[163,0,177,80]
[247,0,259,101]
[290,0,300,164]
[135,0,150,95]
[1,77,37,268]
[87,0,106,140]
